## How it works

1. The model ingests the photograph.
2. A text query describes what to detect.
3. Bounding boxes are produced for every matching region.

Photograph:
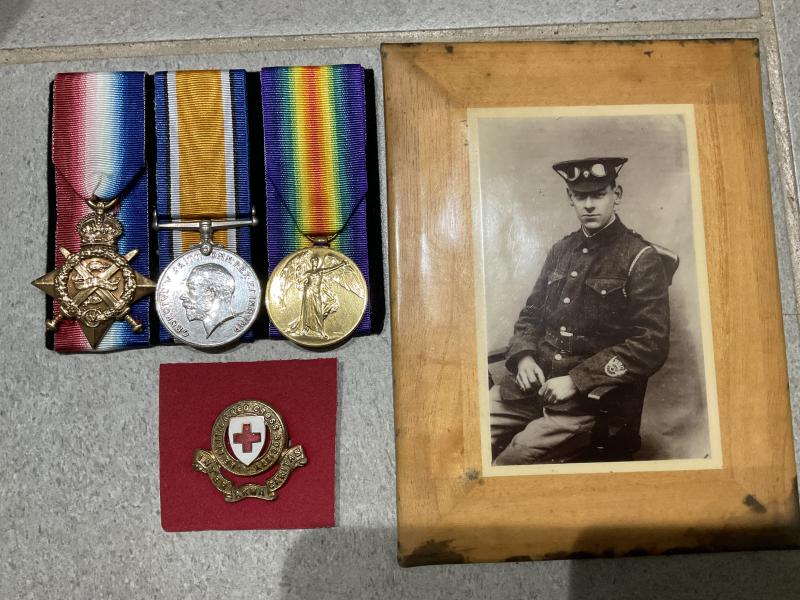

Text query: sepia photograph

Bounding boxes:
[469,105,722,476]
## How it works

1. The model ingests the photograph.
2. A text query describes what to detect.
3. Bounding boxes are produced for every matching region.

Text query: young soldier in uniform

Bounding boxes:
[490,157,671,465]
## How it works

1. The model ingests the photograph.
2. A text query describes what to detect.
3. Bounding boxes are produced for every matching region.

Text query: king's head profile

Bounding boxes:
[180,263,241,338]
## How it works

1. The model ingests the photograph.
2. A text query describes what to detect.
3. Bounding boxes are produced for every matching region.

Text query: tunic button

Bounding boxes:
[601,290,607,296]
[570,271,578,277]
[582,248,588,254]
[560,325,566,331]
[554,353,562,361]
[563,297,571,304]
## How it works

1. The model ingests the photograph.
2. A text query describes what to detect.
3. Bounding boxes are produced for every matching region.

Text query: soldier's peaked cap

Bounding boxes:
[552,157,628,192]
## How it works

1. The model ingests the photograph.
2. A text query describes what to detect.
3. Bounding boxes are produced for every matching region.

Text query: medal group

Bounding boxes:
[35,65,375,353]
[33,66,376,506]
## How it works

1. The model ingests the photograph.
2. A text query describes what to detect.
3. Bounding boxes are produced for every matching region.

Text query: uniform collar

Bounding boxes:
[574,214,625,250]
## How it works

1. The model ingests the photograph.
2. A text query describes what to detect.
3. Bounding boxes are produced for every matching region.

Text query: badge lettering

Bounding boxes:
[604,356,627,377]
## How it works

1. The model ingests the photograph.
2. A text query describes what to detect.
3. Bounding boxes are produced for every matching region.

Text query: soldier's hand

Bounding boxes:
[516,356,545,391]
[538,375,578,404]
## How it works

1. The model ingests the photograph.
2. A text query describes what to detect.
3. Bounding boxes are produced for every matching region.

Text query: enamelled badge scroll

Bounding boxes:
[153,70,260,349]
[262,65,371,349]
[33,72,155,351]
[194,400,307,502]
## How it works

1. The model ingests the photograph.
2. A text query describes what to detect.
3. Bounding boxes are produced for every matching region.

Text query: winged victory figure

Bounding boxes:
[281,250,366,340]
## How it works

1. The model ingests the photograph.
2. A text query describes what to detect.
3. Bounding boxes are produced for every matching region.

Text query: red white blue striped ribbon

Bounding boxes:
[49,71,150,352]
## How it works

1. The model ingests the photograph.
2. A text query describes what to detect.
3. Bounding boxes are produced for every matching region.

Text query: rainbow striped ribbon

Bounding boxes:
[261,64,371,337]
[50,71,149,352]
[154,69,254,343]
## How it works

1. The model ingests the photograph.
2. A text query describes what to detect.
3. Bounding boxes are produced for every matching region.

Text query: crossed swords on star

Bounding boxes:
[48,247,143,332]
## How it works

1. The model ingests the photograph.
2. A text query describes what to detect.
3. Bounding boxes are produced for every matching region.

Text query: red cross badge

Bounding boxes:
[604,356,627,378]
[193,400,307,502]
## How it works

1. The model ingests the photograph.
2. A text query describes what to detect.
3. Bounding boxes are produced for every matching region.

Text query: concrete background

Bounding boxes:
[3,1,800,599]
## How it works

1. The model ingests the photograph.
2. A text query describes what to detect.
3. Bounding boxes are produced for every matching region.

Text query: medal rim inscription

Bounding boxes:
[265,246,368,349]
[156,246,262,349]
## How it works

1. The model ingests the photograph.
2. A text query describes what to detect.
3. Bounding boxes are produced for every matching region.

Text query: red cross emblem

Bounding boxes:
[233,423,262,453]
[226,415,267,466]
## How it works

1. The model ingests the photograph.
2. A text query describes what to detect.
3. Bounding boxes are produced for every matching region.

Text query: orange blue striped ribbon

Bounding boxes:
[154,69,254,343]
[261,64,371,337]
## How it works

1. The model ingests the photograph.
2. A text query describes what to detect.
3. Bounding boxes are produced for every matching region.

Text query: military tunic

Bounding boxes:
[492,216,670,464]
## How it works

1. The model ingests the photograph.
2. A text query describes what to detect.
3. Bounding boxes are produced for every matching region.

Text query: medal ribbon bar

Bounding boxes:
[49,72,151,352]
[261,64,372,337]
[153,69,256,344]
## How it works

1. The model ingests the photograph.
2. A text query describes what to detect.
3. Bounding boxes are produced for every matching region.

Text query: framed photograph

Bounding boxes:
[471,104,721,476]
[383,40,800,566]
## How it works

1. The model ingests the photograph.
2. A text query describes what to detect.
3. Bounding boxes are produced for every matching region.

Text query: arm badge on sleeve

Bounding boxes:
[604,356,627,377]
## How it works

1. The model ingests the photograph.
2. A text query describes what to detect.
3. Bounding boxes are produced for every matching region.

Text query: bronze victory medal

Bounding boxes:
[265,246,368,349]
[193,400,307,502]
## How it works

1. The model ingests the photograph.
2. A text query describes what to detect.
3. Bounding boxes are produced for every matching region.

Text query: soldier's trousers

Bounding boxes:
[490,384,596,465]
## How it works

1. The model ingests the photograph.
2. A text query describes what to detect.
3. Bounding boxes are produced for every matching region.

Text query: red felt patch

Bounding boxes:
[159,358,337,531]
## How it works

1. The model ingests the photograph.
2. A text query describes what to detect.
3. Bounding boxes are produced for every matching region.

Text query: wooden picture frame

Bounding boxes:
[383,40,800,566]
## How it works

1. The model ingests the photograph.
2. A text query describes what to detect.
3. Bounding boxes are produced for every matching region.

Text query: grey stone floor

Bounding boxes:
[2,2,800,599]
[0,1,761,49]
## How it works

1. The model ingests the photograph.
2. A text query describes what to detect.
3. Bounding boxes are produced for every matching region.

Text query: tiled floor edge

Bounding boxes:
[0,17,764,66]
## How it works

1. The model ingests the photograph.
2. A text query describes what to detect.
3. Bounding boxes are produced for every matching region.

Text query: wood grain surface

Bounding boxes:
[383,40,800,565]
